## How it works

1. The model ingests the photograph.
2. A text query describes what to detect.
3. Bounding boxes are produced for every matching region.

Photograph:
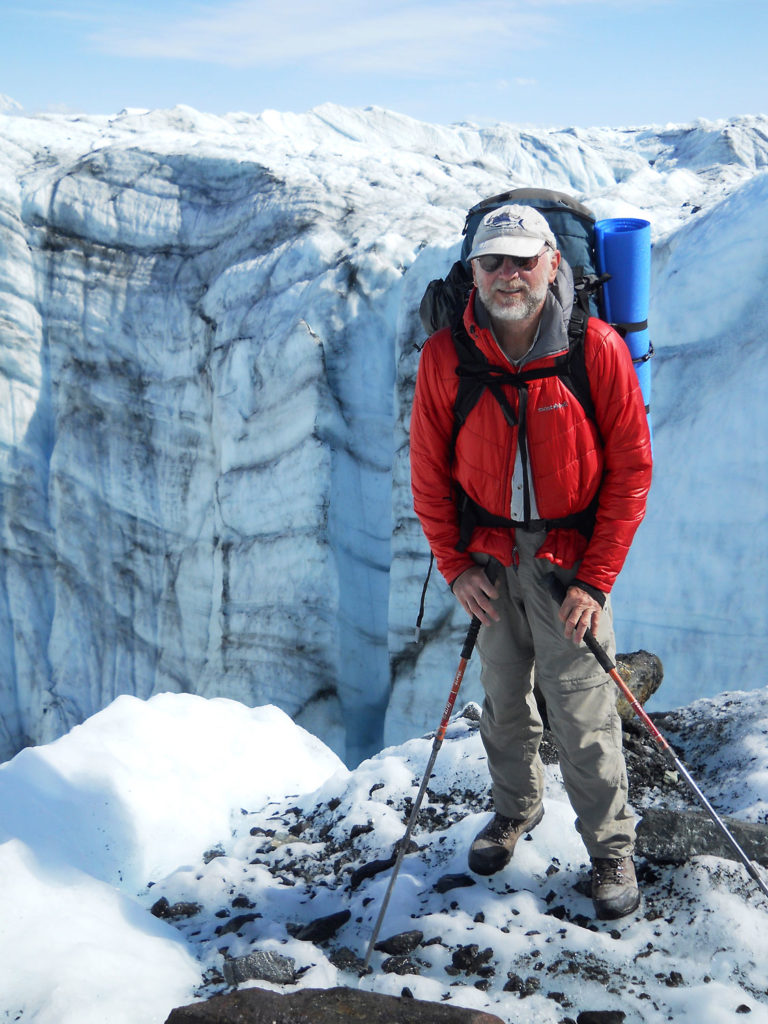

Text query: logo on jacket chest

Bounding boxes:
[537,400,569,413]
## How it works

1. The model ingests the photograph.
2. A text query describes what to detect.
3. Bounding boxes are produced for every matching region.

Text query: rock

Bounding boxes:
[329,946,366,973]
[286,908,351,942]
[615,651,663,721]
[636,807,768,867]
[350,822,375,839]
[231,894,255,909]
[374,929,424,954]
[220,950,296,987]
[577,1012,626,1024]
[150,897,202,920]
[349,852,397,890]
[434,873,476,893]
[164,985,506,1023]
[458,702,482,723]
[503,973,540,996]
[450,944,493,974]
[349,839,420,890]
[216,913,260,937]
[382,955,420,975]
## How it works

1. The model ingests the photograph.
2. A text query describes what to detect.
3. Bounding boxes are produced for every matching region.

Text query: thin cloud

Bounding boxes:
[85,0,555,73]
[494,77,540,89]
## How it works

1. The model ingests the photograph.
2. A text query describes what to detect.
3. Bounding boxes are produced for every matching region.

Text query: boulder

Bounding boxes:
[165,986,506,1023]
[636,806,768,867]
[615,650,664,722]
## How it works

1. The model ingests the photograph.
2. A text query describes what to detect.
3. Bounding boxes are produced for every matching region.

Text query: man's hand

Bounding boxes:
[452,566,500,626]
[558,584,602,644]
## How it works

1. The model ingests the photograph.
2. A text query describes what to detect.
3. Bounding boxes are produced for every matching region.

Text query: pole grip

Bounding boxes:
[460,616,481,660]
[544,574,616,673]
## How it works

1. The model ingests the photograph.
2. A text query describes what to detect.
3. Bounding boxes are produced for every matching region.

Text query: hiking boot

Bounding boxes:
[591,856,641,920]
[468,805,544,876]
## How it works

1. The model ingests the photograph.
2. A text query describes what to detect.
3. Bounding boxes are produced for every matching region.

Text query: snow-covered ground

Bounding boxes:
[1,102,767,767]
[1,690,767,1024]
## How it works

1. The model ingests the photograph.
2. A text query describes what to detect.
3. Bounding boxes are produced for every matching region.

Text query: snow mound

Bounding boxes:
[2,691,767,1023]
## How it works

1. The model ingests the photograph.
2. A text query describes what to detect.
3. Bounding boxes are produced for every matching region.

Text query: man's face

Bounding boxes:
[472,247,560,323]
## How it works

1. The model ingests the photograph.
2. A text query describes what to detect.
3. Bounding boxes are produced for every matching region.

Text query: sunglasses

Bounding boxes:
[475,249,549,273]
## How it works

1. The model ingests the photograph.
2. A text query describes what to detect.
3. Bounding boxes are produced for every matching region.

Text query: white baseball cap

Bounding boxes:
[468,204,557,260]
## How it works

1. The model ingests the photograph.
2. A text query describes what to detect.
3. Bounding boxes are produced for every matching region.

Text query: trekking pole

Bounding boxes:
[546,574,768,901]
[361,564,498,974]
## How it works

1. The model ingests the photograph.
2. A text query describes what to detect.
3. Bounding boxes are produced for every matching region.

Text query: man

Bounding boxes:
[410,204,653,919]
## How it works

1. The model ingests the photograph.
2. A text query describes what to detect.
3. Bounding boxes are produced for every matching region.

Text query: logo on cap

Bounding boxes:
[488,211,525,230]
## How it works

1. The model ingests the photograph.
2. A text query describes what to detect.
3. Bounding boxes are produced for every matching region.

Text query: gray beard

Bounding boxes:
[479,278,549,322]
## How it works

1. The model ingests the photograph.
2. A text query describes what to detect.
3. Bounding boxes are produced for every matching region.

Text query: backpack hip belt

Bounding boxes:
[455,483,598,552]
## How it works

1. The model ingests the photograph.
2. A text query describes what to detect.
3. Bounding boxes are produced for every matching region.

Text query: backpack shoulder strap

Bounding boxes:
[561,304,595,424]
[448,317,520,465]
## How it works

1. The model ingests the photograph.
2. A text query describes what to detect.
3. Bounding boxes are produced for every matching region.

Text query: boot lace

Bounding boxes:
[484,814,524,842]
[593,858,627,886]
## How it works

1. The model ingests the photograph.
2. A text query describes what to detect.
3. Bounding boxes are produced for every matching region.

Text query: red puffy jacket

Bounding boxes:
[410,288,653,593]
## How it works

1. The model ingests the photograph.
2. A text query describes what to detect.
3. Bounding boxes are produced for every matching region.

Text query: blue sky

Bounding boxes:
[3,0,767,128]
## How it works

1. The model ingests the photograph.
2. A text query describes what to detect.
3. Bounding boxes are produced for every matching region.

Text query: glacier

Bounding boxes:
[1,102,767,765]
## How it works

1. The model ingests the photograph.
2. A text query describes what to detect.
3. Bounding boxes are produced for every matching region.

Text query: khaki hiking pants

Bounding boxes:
[475,529,635,860]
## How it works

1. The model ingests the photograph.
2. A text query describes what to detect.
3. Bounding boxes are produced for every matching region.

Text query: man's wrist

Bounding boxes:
[450,566,474,592]
[571,578,606,608]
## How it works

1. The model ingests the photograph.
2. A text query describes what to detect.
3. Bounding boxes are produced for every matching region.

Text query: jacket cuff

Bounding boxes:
[571,578,606,608]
